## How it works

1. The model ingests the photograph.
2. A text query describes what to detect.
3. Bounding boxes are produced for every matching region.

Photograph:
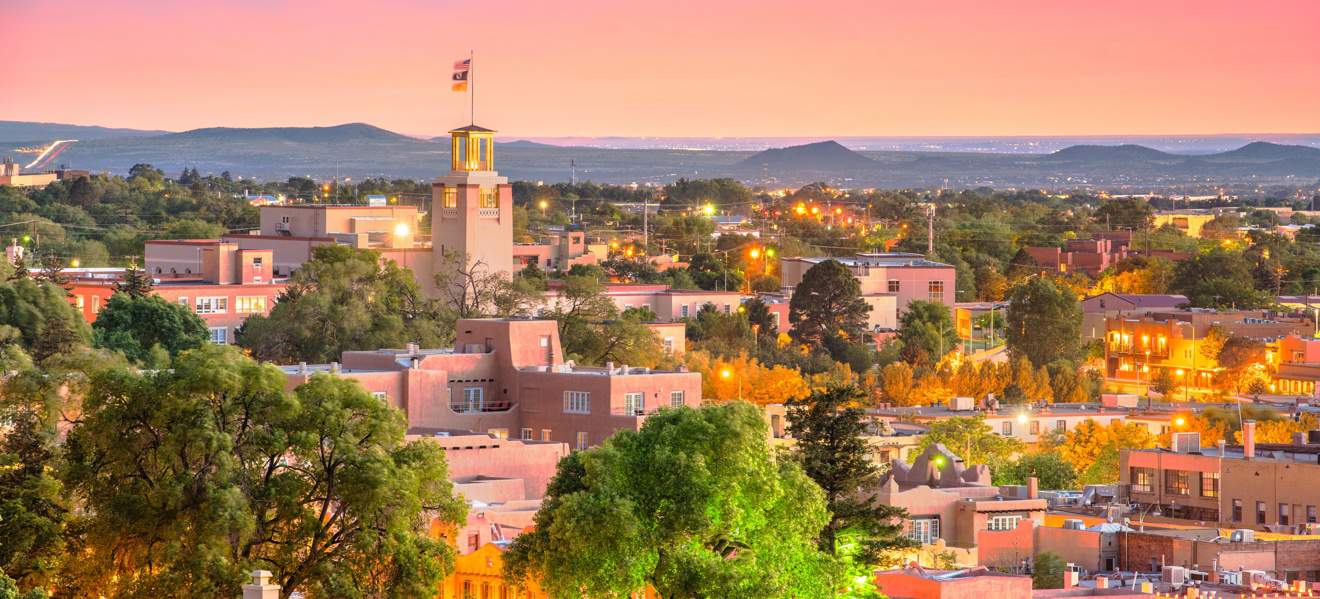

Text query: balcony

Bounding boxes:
[478,208,499,218]
[449,400,515,414]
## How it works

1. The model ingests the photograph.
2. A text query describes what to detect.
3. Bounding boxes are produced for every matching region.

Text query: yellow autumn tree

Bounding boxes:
[685,350,810,406]
[1049,419,1158,484]
[1234,414,1319,444]
[875,362,915,406]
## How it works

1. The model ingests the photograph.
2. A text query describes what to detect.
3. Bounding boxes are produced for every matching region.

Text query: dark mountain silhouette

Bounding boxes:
[733,140,875,172]
[164,122,414,143]
[1214,141,1320,161]
[1046,144,1176,161]
[0,120,167,143]
[498,139,560,148]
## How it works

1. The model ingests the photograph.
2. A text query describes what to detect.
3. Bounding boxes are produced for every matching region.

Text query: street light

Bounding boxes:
[393,222,410,237]
[720,368,743,401]
[538,199,548,216]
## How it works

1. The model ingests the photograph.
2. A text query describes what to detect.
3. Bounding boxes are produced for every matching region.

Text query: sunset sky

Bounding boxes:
[3,0,1318,137]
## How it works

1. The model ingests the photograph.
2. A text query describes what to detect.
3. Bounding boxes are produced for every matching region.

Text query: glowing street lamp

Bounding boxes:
[538,199,549,216]
[702,204,716,216]
[719,367,743,400]
[1174,416,1187,428]
[69,258,80,268]
[393,222,410,237]
[748,248,761,259]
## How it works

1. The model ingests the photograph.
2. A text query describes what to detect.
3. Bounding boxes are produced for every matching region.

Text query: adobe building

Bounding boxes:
[1080,293,1188,341]
[65,241,286,344]
[513,227,602,271]
[778,253,956,331]
[281,318,702,450]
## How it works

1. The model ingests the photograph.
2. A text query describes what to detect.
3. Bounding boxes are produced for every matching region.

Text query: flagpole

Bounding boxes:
[469,50,475,125]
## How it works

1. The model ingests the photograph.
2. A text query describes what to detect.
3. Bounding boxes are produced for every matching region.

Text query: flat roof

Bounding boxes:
[784,253,953,269]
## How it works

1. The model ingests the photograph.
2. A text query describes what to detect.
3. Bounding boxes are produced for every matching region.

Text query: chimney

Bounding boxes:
[1027,477,1039,499]
[1063,568,1078,589]
[1243,420,1256,459]
[242,570,280,599]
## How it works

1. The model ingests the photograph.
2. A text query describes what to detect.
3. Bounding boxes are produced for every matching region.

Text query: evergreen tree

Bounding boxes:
[35,256,69,289]
[91,293,208,365]
[789,259,870,346]
[786,386,919,568]
[1006,277,1080,366]
[114,261,154,298]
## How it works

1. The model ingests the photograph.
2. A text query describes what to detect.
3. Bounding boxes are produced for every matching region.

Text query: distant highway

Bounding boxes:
[25,139,77,170]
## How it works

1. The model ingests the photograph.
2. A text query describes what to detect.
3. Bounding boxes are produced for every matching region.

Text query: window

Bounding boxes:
[987,515,1022,531]
[371,391,387,402]
[1029,420,1040,435]
[443,186,458,208]
[1164,470,1190,496]
[75,295,84,309]
[1002,421,1013,436]
[488,428,507,440]
[1200,472,1219,498]
[479,188,497,209]
[564,391,590,414]
[575,432,589,450]
[1131,467,1154,493]
[462,581,473,599]
[208,327,228,344]
[252,256,263,272]
[887,279,900,293]
[907,517,940,544]
[91,295,101,314]
[461,387,484,412]
[928,280,945,302]
[723,304,731,314]
[281,215,290,224]
[1257,501,1267,525]
[195,296,227,314]
[680,304,689,318]
[520,428,533,440]
[1281,503,1292,526]
[1056,419,1067,432]
[177,297,189,308]
[540,335,550,347]
[541,429,552,441]
[670,390,686,408]
[1308,505,1317,524]
[1232,499,1243,522]
[663,337,675,353]
[467,532,480,552]
[624,392,645,415]
[235,296,267,314]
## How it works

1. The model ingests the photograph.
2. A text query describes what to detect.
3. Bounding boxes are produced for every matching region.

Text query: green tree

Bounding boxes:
[914,415,1022,469]
[897,300,958,368]
[1006,277,1081,366]
[1170,248,1268,309]
[0,568,48,599]
[61,345,466,598]
[0,278,90,361]
[237,246,448,363]
[787,386,919,569]
[504,402,837,599]
[92,293,208,365]
[789,260,870,346]
[994,452,1077,490]
[115,261,154,298]
[1032,551,1066,589]
[1093,198,1153,231]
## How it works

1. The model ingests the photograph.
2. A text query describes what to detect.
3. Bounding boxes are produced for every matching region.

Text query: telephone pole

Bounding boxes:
[927,203,935,255]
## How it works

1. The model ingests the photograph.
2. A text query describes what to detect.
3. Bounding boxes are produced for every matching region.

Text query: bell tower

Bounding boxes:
[431,125,513,279]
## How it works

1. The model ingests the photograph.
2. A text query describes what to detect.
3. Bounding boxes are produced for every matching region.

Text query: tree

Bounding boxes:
[434,250,541,320]
[548,275,664,367]
[0,278,90,361]
[897,300,958,368]
[915,416,1022,469]
[876,362,915,406]
[504,402,837,599]
[1032,551,1066,589]
[1006,277,1080,366]
[92,293,208,365]
[237,246,448,363]
[787,386,919,569]
[789,260,870,346]
[61,345,466,597]
[1047,419,1157,485]
[115,261,154,297]
[0,357,68,593]
[1171,249,1268,309]
[686,351,811,406]
[0,568,48,599]
[995,452,1077,490]
[1093,198,1153,231]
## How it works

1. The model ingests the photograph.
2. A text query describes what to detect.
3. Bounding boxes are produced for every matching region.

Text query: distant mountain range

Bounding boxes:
[2,120,1318,189]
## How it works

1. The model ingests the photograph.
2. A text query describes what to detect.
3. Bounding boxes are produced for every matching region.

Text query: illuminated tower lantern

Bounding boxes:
[431,125,513,279]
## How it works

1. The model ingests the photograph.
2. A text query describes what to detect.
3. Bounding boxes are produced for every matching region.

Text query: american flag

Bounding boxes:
[453,59,470,71]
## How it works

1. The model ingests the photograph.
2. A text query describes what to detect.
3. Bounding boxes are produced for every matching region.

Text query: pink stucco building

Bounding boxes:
[281,318,702,450]
[542,281,747,324]
[778,253,955,331]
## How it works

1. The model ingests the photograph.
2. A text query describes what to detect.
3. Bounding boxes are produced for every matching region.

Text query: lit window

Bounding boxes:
[208,327,227,344]
[670,390,685,408]
[75,295,85,309]
[564,391,590,414]
[235,296,267,314]
[442,187,457,209]
[575,432,589,450]
[479,188,497,209]
[1130,468,1154,493]
[195,297,228,314]
[540,429,552,441]
[1164,470,1191,496]
[1200,472,1219,498]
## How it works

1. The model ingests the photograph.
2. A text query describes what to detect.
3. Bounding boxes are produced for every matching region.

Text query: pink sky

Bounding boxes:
[3,0,1318,137]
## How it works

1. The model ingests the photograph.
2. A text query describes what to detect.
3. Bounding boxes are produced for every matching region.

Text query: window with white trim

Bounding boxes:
[207,327,228,344]
[987,515,1022,531]
[195,296,227,314]
[887,279,900,293]
[461,387,484,412]
[663,337,675,353]
[371,391,387,402]
[928,280,945,302]
[235,296,267,314]
[908,517,940,544]
[564,391,590,414]
[177,297,189,308]
[575,432,589,450]
[624,392,645,415]
[520,428,533,440]
[670,390,685,408]
[680,304,689,318]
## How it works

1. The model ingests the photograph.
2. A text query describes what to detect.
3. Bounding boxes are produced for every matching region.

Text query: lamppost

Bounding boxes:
[538,199,548,217]
[720,367,743,401]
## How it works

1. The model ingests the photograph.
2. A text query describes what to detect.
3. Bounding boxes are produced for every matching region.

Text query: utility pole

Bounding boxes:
[642,195,649,259]
[927,203,935,255]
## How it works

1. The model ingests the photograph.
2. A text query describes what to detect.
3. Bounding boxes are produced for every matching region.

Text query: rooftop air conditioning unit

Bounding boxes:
[1230,529,1255,543]
[1063,519,1086,530]
[1161,566,1187,587]
[1171,432,1201,453]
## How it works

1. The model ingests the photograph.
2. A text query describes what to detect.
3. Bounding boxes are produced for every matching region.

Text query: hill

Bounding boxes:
[733,140,875,172]
[164,122,413,144]
[0,120,167,143]
[1214,141,1320,161]
[1046,144,1176,162]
